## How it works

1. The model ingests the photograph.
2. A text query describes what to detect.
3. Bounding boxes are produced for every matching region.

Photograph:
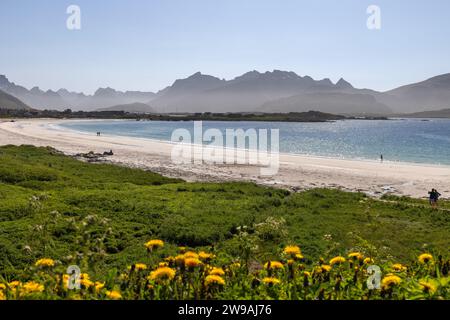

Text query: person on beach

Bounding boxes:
[380,154,383,163]
[428,188,441,208]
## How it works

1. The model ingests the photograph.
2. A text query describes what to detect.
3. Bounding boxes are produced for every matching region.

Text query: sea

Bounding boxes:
[58,118,450,166]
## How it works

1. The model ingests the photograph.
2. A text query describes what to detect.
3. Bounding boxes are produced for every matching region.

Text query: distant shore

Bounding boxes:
[1,118,449,199]
[0,109,389,122]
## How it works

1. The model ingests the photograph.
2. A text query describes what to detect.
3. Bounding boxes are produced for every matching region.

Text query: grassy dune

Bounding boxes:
[0,145,448,299]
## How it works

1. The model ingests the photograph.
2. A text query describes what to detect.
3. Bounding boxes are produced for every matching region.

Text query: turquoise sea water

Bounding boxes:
[58,119,450,166]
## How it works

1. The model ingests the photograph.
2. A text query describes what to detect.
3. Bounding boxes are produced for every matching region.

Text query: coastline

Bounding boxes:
[1,118,450,199]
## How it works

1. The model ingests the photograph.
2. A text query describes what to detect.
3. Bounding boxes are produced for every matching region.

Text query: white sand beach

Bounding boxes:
[1,119,449,199]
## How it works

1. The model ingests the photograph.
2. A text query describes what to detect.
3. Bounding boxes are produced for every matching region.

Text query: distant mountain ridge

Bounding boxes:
[0,75,155,111]
[2,71,450,115]
[399,108,450,118]
[149,70,391,114]
[377,74,450,113]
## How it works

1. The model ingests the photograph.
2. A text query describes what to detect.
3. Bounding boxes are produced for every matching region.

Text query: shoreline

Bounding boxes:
[1,118,450,199]
[54,119,450,169]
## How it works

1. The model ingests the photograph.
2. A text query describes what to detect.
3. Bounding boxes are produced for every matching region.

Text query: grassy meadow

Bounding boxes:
[0,145,448,300]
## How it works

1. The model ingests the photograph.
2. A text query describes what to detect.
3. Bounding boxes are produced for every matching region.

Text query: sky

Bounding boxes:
[1,0,450,94]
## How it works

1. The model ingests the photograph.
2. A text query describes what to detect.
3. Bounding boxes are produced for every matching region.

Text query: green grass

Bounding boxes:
[0,145,449,278]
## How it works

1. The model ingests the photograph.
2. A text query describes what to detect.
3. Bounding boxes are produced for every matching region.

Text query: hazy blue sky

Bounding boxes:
[1,0,449,94]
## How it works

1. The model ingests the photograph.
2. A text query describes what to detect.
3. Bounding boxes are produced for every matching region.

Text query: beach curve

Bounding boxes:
[1,118,449,199]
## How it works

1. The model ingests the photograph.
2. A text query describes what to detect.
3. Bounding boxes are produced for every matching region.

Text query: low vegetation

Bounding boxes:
[0,145,448,299]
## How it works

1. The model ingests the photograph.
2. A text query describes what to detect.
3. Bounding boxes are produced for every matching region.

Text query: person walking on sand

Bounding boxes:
[380,154,383,163]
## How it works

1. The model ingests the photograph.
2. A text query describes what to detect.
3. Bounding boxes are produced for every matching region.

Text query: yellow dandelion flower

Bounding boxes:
[80,278,94,288]
[303,271,311,277]
[283,245,301,256]
[144,239,164,250]
[184,251,199,259]
[22,281,44,294]
[209,267,225,276]
[419,280,437,294]
[418,253,433,264]
[95,282,105,292]
[35,258,55,268]
[106,290,122,300]
[330,256,346,265]
[199,251,215,261]
[264,261,284,270]
[149,267,176,281]
[321,264,332,273]
[8,281,21,288]
[348,252,364,260]
[0,283,6,291]
[185,258,202,268]
[262,277,281,285]
[392,263,407,272]
[175,254,186,265]
[62,274,70,290]
[178,246,187,253]
[230,262,241,269]
[159,262,169,268]
[381,275,402,289]
[294,253,304,260]
[363,258,374,264]
[205,275,225,286]
[80,273,90,280]
[134,263,147,271]
[0,291,4,300]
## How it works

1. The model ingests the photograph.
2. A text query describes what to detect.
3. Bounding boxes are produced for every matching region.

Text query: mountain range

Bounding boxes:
[0,75,155,111]
[1,71,450,115]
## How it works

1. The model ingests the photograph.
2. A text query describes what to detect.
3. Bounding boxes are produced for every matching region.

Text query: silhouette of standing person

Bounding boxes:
[428,188,441,209]
[380,154,383,163]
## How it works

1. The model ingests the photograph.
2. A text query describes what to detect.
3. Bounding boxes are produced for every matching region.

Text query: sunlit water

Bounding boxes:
[58,118,450,165]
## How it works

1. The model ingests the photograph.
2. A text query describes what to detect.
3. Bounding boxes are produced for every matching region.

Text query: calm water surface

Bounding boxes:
[58,119,450,166]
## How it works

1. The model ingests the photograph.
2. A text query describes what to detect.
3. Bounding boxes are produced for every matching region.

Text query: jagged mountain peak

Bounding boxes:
[336,78,354,89]
[30,86,43,93]
[0,74,10,86]
[94,87,119,96]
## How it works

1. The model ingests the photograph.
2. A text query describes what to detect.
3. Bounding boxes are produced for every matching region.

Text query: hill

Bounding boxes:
[399,108,450,118]
[379,74,450,113]
[0,89,30,110]
[261,92,391,115]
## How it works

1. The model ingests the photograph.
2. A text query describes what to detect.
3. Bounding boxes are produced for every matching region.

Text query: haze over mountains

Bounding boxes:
[0,75,155,111]
[1,71,450,115]
[0,89,31,110]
